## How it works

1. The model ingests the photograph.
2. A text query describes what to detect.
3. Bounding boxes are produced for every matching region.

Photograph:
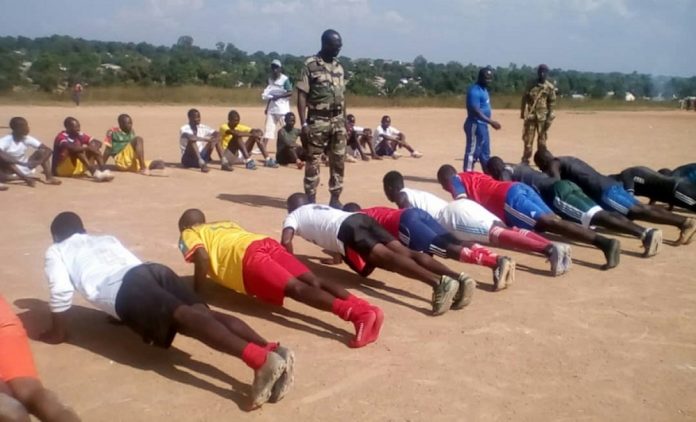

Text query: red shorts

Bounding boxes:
[242,238,310,306]
[0,296,38,382]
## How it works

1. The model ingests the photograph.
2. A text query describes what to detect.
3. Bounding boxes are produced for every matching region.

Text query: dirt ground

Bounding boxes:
[1,105,695,421]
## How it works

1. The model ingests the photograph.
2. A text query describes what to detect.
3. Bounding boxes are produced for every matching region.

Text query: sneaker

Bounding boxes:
[492,256,514,291]
[411,151,423,158]
[348,307,377,348]
[560,244,572,273]
[245,160,257,170]
[250,352,286,409]
[432,276,459,315]
[548,242,571,276]
[345,154,357,163]
[93,169,114,182]
[265,158,279,168]
[601,238,621,270]
[221,161,234,172]
[642,228,662,257]
[200,164,210,173]
[677,218,696,245]
[391,152,401,160]
[451,273,476,309]
[269,346,295,403]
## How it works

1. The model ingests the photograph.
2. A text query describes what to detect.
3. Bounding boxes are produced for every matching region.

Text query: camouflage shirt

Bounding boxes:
[297,55,345,113]
[522,80,556,120]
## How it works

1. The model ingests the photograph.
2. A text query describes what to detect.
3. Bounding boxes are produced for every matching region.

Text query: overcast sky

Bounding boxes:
[1,0,694,77]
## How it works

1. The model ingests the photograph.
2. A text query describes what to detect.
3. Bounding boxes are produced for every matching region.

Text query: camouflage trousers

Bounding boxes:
[303,116,347,196]
[521,118,551,163]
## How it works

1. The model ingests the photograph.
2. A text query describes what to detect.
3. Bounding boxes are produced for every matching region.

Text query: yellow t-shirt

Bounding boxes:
[219,123,253,150]
[179,221,267,293]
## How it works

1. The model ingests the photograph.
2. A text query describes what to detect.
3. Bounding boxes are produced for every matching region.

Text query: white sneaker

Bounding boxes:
[411,151,423,158]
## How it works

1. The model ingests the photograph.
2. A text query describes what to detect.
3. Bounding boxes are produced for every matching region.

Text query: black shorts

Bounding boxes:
[338,214,395,257]
[114,263,206,348]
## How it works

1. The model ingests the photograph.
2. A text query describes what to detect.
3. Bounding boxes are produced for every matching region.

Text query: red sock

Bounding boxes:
[264,342,279,352]
[331,298,355,321]
[459,246,498,268]
[490,226,550,254]
[512,227,551,244]
[241,343,268,370]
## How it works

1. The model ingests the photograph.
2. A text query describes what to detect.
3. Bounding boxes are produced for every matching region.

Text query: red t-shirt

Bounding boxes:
[359,207,404,237]
[457,172,512,220]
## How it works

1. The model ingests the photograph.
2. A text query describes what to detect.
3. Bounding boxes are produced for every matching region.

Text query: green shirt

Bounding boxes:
[105,128,135,155]
[277,127,300,153]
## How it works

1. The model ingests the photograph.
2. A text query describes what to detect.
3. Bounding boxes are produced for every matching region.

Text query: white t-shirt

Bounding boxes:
[401,188,448,220]
[262,74,292,115]
[0,134,41,175]
[44,233,142,318]
[283,204,353,255]
[373,125,400,147]
[179,124,216,154]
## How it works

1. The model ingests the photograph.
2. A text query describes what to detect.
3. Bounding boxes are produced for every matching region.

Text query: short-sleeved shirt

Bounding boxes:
[451,172,512,220]
[262,74,293,115]
[283,204,352,255]
[277,127,301,153]
[52,131,94,173]
[401,188,448,220]
[0,134,41,175]
[179,124,216,154]
[466,83,491,124]
[373,125,400,148]
[509,164,557,203]
[297,55,345,113]
[179,221,267,294]
[615,166,678,202]
[219,123,253,150]
[104,127,135,155]
[557,156,618,200]
[359,207,404,237]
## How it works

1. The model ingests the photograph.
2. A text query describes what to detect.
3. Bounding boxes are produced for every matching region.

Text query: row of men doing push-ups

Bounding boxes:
[3,154,695,418]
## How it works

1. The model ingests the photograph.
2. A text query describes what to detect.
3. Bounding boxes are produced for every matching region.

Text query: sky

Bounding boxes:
[1,0,694,77]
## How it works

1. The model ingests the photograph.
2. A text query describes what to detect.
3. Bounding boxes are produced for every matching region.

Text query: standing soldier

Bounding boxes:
[520,64,556,164]
[297,29,346,209]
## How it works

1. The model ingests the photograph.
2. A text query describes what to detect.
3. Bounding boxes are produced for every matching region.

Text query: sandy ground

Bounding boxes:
[1,105,695,421]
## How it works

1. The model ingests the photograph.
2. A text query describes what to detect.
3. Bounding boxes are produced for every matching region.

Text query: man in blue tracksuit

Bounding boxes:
[463,67,501,172]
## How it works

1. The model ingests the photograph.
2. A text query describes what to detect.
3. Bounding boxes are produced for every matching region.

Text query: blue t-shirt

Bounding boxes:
[466,83,491,123]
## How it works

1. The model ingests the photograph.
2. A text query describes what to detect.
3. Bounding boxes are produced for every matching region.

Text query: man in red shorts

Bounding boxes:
[0,294,80,421]
[178,208,383,348]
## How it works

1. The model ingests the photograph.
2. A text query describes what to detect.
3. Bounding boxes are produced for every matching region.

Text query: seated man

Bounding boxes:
[40,212,293,410]
[343,202,515,291]
[659,163,696,185]
[0,117,61,188]
[0,294,80,422]
[180,108,224,173]
[103,114,164,175]
[276,112,305,169]
[219,110,278,170]
[345,114,377,161]
[486,157,662,257]
[52,117,114,181]
[611,165,696,213]
[535,150,696,245]
[373,115,422,159]
[383,170,571,276]
[437,165,621,270]
[178,209,382,348]
[282,193,474,316]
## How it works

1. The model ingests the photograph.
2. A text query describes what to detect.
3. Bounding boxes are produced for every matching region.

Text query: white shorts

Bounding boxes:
[437,199,501,243]
[264,113,285,140]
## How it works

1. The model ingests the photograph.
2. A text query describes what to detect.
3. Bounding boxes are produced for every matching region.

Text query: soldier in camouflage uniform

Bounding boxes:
[297,29,347,209]
[520,64,556,164]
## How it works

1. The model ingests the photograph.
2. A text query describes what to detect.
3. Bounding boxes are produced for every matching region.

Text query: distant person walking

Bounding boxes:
[71,82,84,106]
[520,64,556,164]
[463,67,501,172]
[297,29,347,209]
[261,60,293,151]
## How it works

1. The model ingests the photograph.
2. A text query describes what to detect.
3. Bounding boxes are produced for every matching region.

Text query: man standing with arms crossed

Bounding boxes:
[463,67,501,172]
[297,29,347,209]
[520,64,556,164]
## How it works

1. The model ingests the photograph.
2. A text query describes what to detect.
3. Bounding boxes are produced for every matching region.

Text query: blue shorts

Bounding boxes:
[376,141,396,157]
[399,208,452,254]
[599,184,639,215]
[181,148,212,168]
[504,183,553,230]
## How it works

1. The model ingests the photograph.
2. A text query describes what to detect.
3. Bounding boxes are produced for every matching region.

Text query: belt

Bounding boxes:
[308,108,343,118]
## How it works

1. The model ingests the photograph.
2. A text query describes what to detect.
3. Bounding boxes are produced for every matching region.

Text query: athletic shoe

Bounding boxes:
[93,169,114,182]
[451,273,476,309]
[265,158,279,168]
[560,243,572,273]
[677,218,696,245]
[391,152,401,160]
[221,163,234,172]
[492,256,514,291]
[549,242,571,276]
[348,307,377,348]
[411,151,423,158]
[269,346,295,403]
[250,352,286,409]
[245,160,257,170]
[348,297,384,346]
[432,276,459,315]
[345,154,357,163]
[601,238,621,270]
[642,228,662,257]
[200,165,210,173]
